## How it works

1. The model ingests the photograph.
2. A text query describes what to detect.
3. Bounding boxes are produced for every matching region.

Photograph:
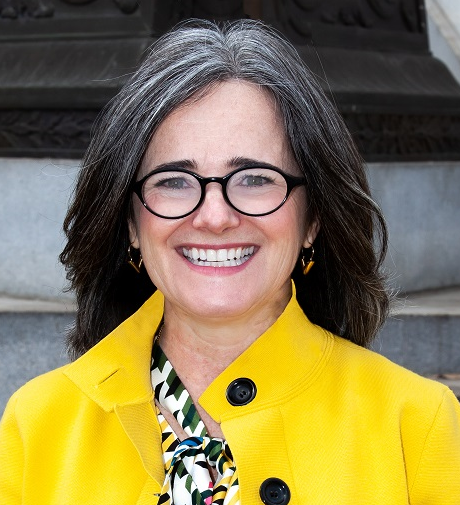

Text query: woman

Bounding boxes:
[1,19,459,505]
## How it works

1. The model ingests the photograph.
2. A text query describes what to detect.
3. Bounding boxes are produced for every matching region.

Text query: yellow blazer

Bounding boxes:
[1,289,460,504]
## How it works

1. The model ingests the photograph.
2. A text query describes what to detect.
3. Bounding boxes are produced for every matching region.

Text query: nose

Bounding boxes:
[191,182,241,233]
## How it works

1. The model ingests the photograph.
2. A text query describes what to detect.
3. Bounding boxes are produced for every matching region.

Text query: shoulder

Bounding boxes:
[324,332,457,416]
[295,329,460,460]
[2,365,84,430]
[13,364,73,400]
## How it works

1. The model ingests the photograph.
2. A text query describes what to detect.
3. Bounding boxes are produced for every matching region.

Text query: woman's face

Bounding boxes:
[130,80,317,323]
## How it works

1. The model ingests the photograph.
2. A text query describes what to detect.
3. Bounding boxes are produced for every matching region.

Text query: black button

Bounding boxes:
[226,378,257,406]
[259,478,291,505]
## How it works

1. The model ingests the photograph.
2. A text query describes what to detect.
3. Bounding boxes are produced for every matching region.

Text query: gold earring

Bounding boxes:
[301,246,315,275]
[128,245,143,273]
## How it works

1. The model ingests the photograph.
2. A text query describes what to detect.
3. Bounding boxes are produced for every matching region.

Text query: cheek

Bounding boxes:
[137,218,160,251]
[134,210,181,258]
[132,198,157,238]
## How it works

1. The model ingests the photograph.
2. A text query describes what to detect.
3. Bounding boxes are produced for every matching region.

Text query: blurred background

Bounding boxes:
[1,0,459,413]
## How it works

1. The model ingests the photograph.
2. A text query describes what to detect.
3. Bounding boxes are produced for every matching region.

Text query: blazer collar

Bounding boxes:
[199,287,333,423]
[64,290,165,412]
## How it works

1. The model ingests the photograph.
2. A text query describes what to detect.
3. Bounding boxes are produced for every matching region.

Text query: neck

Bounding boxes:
[159,293,290,401]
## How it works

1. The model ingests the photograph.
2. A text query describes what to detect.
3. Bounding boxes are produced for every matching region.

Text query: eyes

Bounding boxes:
[154,176,193,190]
[239,174,275,187]
[152,172,276,191]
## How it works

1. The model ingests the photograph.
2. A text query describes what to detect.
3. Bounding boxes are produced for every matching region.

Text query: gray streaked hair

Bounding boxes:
[61,18,389,358]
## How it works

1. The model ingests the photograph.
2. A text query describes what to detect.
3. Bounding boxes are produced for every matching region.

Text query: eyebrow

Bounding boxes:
[149,157,280,173]
[228,157,279,170]
[151,159,197,172]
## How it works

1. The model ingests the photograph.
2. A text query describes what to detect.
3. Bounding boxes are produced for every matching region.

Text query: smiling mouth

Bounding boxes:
[182,246,255,267]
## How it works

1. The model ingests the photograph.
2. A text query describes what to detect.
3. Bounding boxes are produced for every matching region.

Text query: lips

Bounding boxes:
[182,246,255,267]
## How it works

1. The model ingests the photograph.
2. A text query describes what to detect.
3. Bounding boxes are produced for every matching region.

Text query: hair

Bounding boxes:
[60,18,389,359]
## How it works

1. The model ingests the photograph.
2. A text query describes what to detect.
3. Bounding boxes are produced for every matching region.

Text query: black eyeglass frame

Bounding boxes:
[132,164,306,219]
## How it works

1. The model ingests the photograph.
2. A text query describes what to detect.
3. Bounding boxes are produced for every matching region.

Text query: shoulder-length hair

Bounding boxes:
[60,18,389,359]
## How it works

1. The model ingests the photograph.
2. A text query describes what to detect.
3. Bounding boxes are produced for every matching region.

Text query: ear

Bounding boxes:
[303,218,320,249]
[128,219,140,249]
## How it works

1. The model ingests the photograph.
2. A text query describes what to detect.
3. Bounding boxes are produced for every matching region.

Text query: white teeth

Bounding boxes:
[216,249,227,261]
[182,246,255,266]
[207,249,217,261]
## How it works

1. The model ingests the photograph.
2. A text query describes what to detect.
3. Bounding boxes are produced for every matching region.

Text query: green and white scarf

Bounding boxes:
[151,344,240,505]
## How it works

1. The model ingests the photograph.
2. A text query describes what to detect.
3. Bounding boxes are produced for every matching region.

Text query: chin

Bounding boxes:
[184,291,257,320]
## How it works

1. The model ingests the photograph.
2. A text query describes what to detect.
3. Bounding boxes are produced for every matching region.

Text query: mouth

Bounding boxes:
[181,246,256,267]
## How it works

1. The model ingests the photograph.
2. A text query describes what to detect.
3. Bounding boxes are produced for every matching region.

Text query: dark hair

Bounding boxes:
[60,18,389,359]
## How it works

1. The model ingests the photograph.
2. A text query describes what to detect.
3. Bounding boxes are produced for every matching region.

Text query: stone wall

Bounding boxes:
[368,161,460,293]
[0,158,76,300]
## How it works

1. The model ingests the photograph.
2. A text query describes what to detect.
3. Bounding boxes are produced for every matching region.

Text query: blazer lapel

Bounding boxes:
[115,402,165,487]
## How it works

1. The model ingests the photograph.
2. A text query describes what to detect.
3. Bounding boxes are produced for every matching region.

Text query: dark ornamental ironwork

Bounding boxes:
[0,109,97,157]
[277,0,423,34]
[0,0,140,19]
[0,0,55,19]
[344,113,460,161]
[0,0,459,161]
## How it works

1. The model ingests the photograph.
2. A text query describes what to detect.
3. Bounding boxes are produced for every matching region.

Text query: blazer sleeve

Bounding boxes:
[0,392,24,505]
[410,387,460,504]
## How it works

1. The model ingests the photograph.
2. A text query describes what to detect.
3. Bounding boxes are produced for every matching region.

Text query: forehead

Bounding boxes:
[141,80,293,174]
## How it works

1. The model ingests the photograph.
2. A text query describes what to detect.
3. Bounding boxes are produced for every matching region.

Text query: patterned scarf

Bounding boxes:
[151,343,240,505]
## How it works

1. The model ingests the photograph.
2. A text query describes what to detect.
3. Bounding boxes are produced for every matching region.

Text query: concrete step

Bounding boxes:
[1,288,459,416]
[0,297,74,414]
[373,286,460,379]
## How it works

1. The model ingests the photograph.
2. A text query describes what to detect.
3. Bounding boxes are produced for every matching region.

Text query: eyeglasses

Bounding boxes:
[132,165,306,219]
